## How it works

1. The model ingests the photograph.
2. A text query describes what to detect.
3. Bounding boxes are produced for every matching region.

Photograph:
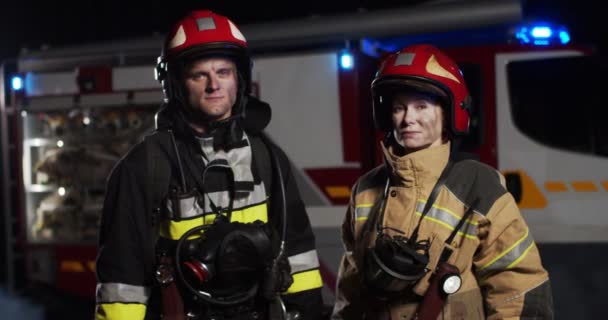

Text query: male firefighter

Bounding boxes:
[332,44,553,319]
[95,10,324,320]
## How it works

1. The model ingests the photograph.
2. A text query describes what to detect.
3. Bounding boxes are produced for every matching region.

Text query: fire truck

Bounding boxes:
[1,0,606,318]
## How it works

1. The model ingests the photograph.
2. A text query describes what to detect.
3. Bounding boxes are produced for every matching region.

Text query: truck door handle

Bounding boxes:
[504,172,523,203]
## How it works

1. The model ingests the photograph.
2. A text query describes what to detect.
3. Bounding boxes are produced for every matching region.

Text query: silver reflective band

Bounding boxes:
[196,17,216,31]
[96,283,151,304]
[477,228,534,278]
[415,202,477,238]
[442,274,461,294]
[355,206,372,220]
[166,195,202,220]
[395,52,416,66]
[288,250,320,274]
[165,183,268,220]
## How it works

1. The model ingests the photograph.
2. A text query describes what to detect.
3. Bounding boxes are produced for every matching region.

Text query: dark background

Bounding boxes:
[0,0,606,62]
[1,0,606,319]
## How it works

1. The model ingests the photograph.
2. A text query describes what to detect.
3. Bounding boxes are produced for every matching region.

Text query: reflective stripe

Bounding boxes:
[96,283,150,304]
[415,201,478,239]
[95,303,146,320]
[284,269,323,294]
[196,17,216,31]
[160,202,268,240]
[477,227,535,278]
[166,183,268,220]
[166,194,203,220]
[288,250,320,274]
[198,132,256,192]
[355,203,373,221]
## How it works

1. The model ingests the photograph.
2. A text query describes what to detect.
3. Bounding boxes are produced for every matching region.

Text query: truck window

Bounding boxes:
[459,63,483,152]
[507,56,608,156]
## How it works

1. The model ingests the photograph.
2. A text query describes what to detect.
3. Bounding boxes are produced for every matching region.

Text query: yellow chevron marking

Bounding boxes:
[60,260,85,273]
[571,181,598,192]
[545,181,568,192]
[502,170,547,209]
[326,186,351,198]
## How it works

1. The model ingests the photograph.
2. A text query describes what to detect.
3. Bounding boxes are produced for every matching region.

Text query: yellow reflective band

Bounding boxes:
[284,269,323,294]
[418,200,478,226]
[481,227,529,270]
[160,202,268,240]
[96,303,146,320]
[506,241,535,269]
[415,213,477,239]
[355,203,374,221]
[415,200,478,239]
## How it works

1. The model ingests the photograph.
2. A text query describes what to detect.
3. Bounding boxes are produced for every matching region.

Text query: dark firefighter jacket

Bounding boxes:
[95,100,324,320]
[332,141,553,319]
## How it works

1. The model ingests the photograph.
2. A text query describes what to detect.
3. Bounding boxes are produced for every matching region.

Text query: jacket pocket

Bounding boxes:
[442,287,485,320]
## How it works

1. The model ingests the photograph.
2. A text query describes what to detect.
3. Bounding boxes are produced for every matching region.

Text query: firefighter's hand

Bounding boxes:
[262,254,293,299]
[276,254,293,293]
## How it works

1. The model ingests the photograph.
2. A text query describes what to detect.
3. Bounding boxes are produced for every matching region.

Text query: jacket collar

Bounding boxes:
[381,141,451,187]
[154,96,272,149]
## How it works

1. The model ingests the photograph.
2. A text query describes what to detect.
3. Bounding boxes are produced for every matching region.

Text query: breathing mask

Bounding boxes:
[175,216,275,306]
[364,230,430,294]
[363,162,455,296]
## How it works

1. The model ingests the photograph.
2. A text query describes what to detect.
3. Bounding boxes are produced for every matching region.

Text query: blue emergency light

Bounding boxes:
[11,76,23,91]
[340,52,354,70]
[514,22,571,46]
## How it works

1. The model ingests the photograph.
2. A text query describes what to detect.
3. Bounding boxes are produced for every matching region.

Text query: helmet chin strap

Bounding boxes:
[392,130,407,148]
[206,112,242,131]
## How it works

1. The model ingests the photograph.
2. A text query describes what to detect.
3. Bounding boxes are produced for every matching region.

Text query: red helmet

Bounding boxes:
[155,10,252,105]
[371,44,471,135]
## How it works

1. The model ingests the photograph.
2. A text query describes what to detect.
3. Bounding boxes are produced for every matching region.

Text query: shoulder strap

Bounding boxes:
[249,131,285,237]
[249,132,273,196]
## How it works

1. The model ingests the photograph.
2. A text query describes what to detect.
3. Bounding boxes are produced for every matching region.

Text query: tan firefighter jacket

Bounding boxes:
[332,142,553,319]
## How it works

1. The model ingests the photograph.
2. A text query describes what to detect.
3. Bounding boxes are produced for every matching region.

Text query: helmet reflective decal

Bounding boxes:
[426,54,460,83]
[168,25,186,49]
[228,20,246,42]
[394,52,415,66]
[196,17,217,31]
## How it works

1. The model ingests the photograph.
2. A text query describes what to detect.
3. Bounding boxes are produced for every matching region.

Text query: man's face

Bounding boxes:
[391,91,444,153]
[182,57,238,122]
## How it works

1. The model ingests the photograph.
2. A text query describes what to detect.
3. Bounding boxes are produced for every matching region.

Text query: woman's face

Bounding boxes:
[391,91,444,153]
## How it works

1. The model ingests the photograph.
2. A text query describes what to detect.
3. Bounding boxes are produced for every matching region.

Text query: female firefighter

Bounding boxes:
[95,10,324,320]
[332,44,553,319]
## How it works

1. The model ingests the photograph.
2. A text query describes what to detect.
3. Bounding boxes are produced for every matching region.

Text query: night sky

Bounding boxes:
[0,0,606,62]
